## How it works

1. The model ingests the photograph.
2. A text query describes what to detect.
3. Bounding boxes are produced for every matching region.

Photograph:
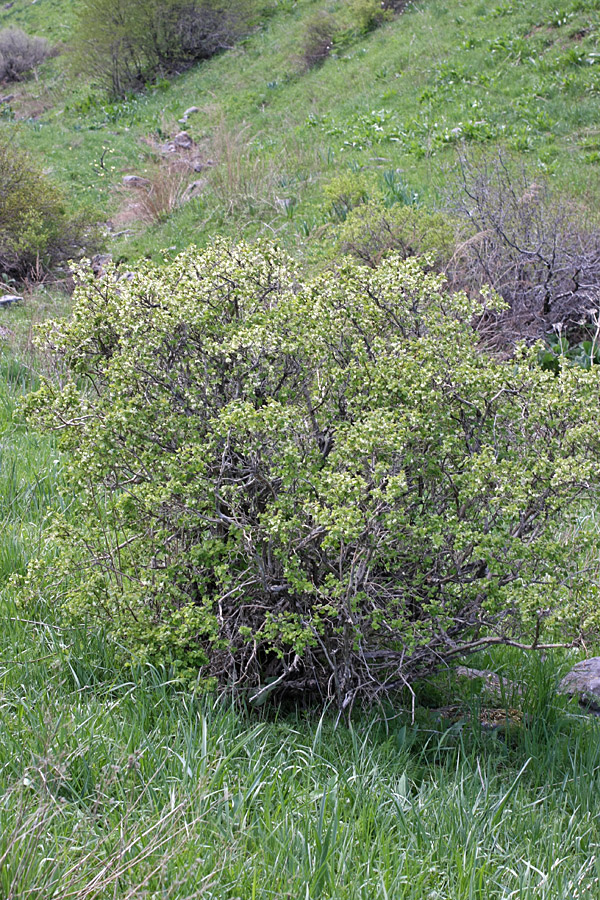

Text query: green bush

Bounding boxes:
[23,242,600,707]
[72,0,263,97]
[0,139,96,282]
[322,171,372,221]
[336,198,456,268]
[348,0,393,33]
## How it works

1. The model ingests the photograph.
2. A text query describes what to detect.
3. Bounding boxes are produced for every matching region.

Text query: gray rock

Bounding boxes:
[174,131,193,149]
[183,106,200,118]
[91,253,112,277]
[0,294,23,307]
[558,658,600,710]
[0,93,14,104]
[183,178,208,199]
[122,175,150,188]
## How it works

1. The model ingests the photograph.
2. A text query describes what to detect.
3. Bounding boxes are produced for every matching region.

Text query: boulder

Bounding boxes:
[558,658,600,711]
[122,175,150,188]
[0,294,23,307]
[174,131,193,149]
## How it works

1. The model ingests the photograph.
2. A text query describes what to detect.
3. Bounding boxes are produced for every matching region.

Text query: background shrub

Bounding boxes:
[72,0,263,97]
[0,138,96,282]
[348,0,393,33]
[300,12,341,70]
[322,171,372,221]
[447,151,600,349]
[0,27,53,82]
[24,242,600,708]
[336,198,457,268]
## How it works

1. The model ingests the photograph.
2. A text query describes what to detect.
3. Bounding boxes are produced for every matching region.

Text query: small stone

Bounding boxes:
[183,178,208,199]
[122,175,150,188]
[558,657,600,711]
[183,106,200,118]
[174,131,193,149]
[0,294,23,306]
[0,94,14,104]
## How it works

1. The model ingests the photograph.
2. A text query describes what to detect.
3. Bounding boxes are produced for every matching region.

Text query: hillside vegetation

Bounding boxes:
[1,0,599,267]
[2,0,600,897]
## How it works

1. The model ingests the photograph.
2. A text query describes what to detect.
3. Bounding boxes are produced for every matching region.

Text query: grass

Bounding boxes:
[1,341,600,898]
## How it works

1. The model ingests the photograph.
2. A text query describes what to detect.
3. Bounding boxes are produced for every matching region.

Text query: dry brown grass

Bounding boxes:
[206,115,280,218]
[115,163,192,227]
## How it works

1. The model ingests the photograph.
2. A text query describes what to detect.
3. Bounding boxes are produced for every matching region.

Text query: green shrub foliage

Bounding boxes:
[24,242,600,707]
[73,0,262,97]
[0,138,95,281]
[336,199,456,268]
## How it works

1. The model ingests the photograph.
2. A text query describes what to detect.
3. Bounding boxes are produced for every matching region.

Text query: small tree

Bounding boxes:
[24,242,600,708]
[0,138,96,282]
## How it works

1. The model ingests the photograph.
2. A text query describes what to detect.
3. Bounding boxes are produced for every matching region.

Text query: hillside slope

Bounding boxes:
[1,0,599,269]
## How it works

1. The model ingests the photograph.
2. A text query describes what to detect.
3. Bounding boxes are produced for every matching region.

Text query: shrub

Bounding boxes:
[448,151,600,349]
[72,0,262,97]
[349,0,409,32]
[348,0,393,33]
[322,171,372,222]
[24,242,600,708]
[0,28,53,82]
[0,138,96,281]
[336,199,456,267]
[300,12,341,70]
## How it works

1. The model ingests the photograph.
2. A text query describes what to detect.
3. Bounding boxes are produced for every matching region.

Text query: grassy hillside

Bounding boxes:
[1,0,599,269]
